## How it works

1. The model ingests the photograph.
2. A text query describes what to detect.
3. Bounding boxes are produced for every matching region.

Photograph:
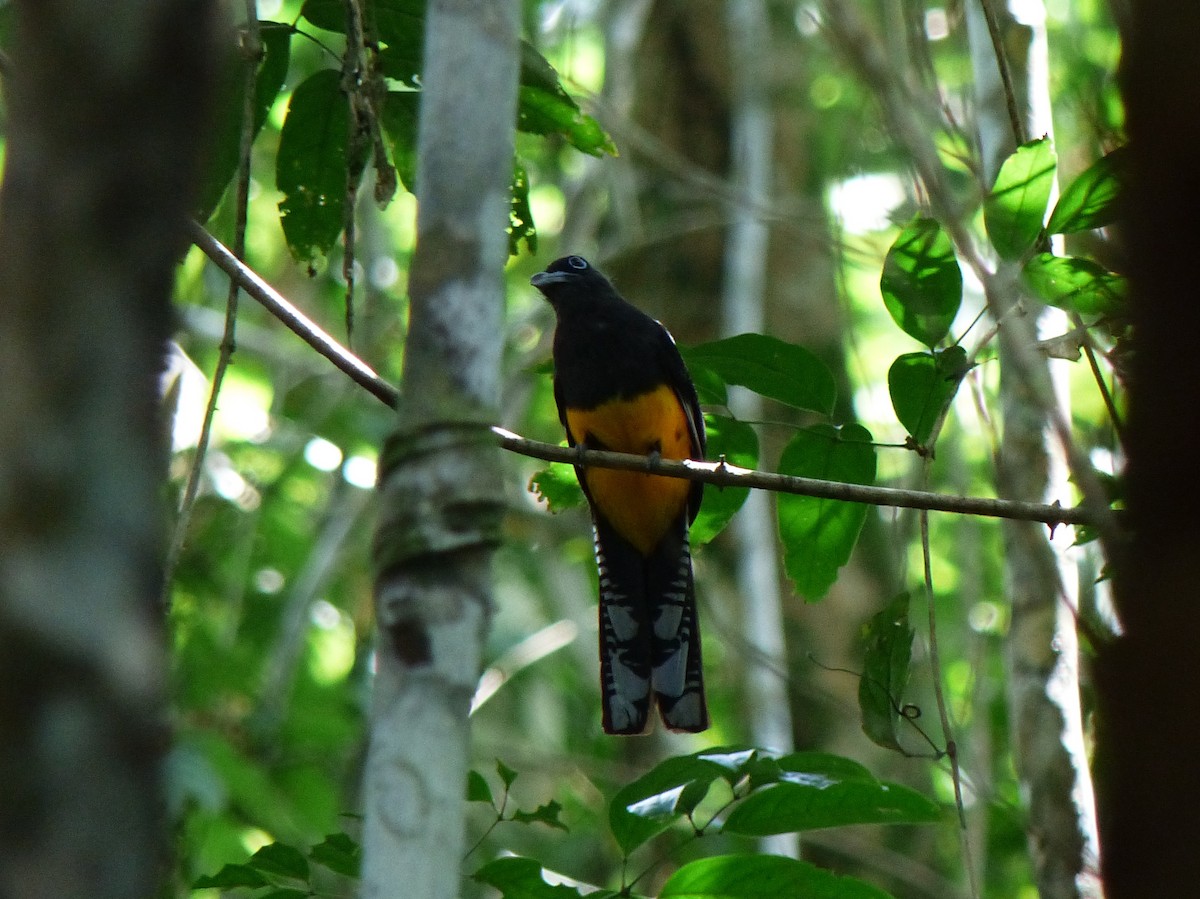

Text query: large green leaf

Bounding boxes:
[984,136,1057,260]
[518,43,617,157]
[192,864,270,890]
[276,69,357,264]
[776,424,876,600]
[608,750,753,854]
[247,842,310,880]
[302,0,423,46]
[473,857,593,899]
[722,751,940,835]
[691,414,758,547]
[1022,252,1127,316]
[304,0,614,155]
[681,335,836,415]
[1047,146,1126,234]
[887,346,968,447]
[879,218,962,347]
[197,23,292,220]
[660,855,897,899]
[380,90,419,191]
[308,833,361,878]
[858,593,915,752]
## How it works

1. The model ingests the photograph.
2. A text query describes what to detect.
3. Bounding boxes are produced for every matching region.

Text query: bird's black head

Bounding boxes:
[530,255,618,308]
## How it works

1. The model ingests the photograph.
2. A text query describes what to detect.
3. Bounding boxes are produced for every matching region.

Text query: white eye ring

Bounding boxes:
[567,255,589,270]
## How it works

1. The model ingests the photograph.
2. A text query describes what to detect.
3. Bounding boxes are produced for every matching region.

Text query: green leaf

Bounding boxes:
[681,335,836,415]
[259,890,311,899]
[309,832,361,878]
[517,42,617,156]
[497,758,519,790]
[858,593,915,752]
[984,136,1057,260]
[248,842,310,880]
[681,358,728,406]
[192,863,270,889]
[660,855,897,899]
[887,346,969,446]
[473,856,590,899]
[529,461,585,512]
[512,799,569,831]
[690,414,758,547]
[1047,146,1126,234]
[380,91,420,191]
[276,69,358,264]
[776,424,877,600]
[303,0,424,85]
[722,752,941,835]
[467,769,495,804]
[879,218,963,347]
[197,22,292,220]
[608,751,743,854]
[510,161,538,256]
[1022,252,1127,316]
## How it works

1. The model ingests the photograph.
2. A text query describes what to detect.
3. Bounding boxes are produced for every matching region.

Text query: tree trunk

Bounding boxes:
[966,3,1102,896]
[1099,3,1200,895]
[0,1,217,896]
[360,2,518,897]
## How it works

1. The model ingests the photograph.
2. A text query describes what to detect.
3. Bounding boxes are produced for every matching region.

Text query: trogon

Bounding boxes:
[531,255,708,734]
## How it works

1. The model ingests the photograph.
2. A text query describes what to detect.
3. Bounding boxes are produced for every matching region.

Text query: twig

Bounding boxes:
[164,9,261,599]
[1075,314,1125,447]
[977,0,1027,147]
[188,221,396,407]
[188,223,1100,528]
[921,507,981,899]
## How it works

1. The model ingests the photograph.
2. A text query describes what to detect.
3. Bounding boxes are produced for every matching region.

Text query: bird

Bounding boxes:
[531,255,708,734]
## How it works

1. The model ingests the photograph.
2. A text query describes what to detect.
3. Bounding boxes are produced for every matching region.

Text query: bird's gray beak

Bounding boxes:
[530,270,572,289]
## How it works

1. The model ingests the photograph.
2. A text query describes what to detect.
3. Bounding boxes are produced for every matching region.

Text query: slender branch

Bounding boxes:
[164,9,261,598]
[921,508,981,899]
[187,220,397,407]
[188,224,1100,528]
[976,0,1027,147]
[1076,313,1126,447]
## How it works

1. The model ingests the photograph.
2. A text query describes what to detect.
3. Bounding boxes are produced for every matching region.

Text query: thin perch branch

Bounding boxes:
[188,223,1099,529]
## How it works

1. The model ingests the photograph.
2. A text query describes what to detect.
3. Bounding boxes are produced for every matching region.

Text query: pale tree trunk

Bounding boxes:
[361,2,518,897]
[721,0,797,860]
[0,1,217,896]
[966,3,1102,897]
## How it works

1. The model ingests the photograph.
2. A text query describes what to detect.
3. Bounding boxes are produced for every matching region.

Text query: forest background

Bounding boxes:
[0,1,1195,898]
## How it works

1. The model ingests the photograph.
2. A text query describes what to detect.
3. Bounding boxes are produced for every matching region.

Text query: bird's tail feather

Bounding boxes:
[594,515,708,735]
[595,519,653,735]
[646,525,707,732]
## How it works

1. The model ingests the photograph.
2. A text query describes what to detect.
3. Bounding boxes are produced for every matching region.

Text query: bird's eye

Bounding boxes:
[567,256,589,270]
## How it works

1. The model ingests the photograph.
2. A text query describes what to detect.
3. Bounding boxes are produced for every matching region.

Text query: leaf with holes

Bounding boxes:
[277,70,362,264]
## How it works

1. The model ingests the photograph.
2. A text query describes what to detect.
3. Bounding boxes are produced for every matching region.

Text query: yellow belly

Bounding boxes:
[566,384,694,555]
